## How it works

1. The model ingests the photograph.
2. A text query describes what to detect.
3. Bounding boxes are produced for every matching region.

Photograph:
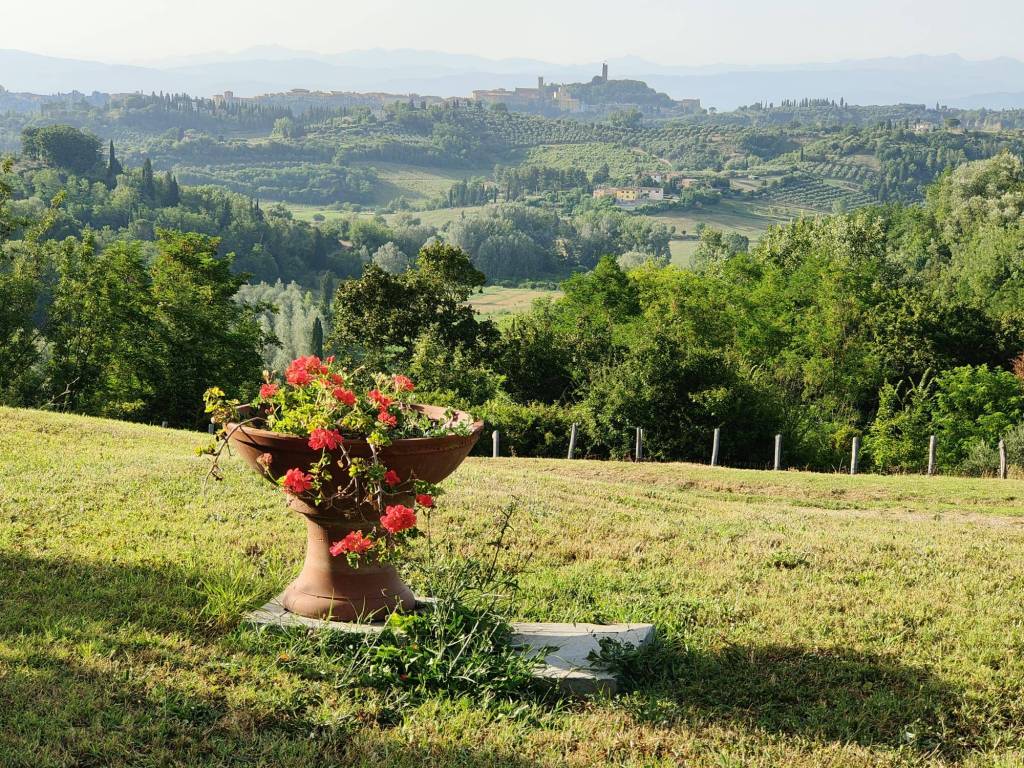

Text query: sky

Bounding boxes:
[2,0,1024,67]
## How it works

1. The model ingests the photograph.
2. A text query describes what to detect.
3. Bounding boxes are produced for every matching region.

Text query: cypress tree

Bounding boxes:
[140,158,155,203]
[311,317,325,358]
[106,140,123,187]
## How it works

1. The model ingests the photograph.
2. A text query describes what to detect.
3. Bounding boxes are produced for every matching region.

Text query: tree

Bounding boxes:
[372,242,411,274]
[146,230,272,427]
[311,316,325,358]
[106,140,123,187]
[21,125,102,175]
[140,158,156,203]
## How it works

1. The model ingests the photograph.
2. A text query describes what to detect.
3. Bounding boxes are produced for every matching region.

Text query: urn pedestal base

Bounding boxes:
[282,505,416,622]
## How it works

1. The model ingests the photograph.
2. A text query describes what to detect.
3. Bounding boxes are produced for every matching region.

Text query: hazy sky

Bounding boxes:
[3,0,1024,66]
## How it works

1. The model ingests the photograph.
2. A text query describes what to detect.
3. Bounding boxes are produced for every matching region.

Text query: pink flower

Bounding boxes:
[380,504,416,534]
[282,468,313,494]
[383,469,401,487]
[393,374,415,392]
[378,409,397,428]
[308,428,342,451]
[330,530,374,556]
[415,493,434,508]
[332,387,356,406]
[259,383,279,399]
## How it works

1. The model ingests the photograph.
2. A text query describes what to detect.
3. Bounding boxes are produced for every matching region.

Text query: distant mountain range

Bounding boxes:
[5,48,1024,110]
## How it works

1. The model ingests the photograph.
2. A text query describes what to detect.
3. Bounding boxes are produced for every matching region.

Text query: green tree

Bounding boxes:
[311,316,324,359]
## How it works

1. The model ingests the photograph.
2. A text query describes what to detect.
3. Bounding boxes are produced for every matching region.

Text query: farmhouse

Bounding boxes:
[593,185,665,204]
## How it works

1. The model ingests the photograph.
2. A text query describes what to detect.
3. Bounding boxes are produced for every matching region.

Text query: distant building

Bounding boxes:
[594,186,664,204]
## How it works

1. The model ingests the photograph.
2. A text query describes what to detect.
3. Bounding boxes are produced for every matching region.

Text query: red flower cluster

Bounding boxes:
[282,467,313,494]
[380,504,416,534]
[383,469,401,487]
[259,383,279,399]
[332,386,356,406]
[308,428,342,451]
[329,530,375,556]
[368,389,392,409]
[416,493,434,508]
[377,410,397,428]
[393,374,415,392]
[285,355,328,386]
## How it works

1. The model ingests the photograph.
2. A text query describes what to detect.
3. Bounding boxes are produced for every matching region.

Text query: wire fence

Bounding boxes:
[486,425,1016,480]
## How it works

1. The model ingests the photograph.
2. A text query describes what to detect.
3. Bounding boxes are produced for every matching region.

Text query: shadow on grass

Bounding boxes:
[0,550,545,768]
[0,551,990,761]
[598,636,982,757]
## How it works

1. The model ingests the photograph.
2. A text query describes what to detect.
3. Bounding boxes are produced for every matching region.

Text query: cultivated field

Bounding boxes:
[469,285,560,321]
[3,407,1024,766]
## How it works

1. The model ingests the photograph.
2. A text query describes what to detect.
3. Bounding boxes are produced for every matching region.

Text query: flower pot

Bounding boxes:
[227,404,482,622]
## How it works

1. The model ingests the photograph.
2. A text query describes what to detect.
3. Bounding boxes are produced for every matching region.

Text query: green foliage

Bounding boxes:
[472,396,579,458]
[329,240,495,370]
[21,125,102,175]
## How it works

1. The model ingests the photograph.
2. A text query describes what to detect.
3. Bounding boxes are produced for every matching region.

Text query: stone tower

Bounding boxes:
[602,62,608,81]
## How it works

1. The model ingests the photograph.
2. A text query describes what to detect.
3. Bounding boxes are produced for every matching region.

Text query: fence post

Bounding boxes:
[567,422,578,460]
[492,430,500,458]
[161,421,168,429]
[850,436,861,476]
[208,422,215,435]
[773,434,782,471]
[927,435,937,476]
[711,427,721,467]
[999,439,1008,479]
[635,427,643,462]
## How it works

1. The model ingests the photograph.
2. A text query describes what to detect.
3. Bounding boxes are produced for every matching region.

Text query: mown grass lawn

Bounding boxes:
[2,407,1024,766]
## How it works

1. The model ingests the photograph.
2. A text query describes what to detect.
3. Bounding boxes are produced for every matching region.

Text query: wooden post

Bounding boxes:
[927,435,937,476]
[711,427,721,467]
[567,422,578,460]
[635,427,643,462]
[773,434,782,471]
[492,430,500,458]
[999,439,1008,479]
[208,422,215,435]
[850,436,860,476]
[161,421,168,428]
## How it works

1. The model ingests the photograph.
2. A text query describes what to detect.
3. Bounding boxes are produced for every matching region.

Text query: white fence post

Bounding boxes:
[634,427,643,462]
[492,430,500,458]
[927,435,937,476]
[711,427,721,467]
[773,434,782,471]
[850,436,861,476]
[999,439,1008,479]
[567,422,578,460]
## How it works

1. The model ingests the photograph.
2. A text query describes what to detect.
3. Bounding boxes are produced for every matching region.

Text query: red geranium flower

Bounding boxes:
[329,530,374,556]
[259,383,279,399]
[380,504,416,534]
[308,428,342,451]
[285,366,312,386]
[383,469,401,487]
[332,387,356,406]
[330,373,345,386]
[368,389,393,409]
[393,374,415,392]
[415,493,434,508]
[377,410,397,428]
[282,467,314,494]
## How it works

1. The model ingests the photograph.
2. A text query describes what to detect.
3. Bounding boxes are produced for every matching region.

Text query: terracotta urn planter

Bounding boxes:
[227,404,482,622]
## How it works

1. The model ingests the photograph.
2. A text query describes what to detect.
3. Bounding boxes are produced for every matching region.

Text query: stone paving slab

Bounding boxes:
[244,596,655,695]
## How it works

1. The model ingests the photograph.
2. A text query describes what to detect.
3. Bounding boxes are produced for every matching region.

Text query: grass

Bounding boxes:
[523,143,666,178]
[3,406,1024,766]
[646,199,796,266]
[469,286,561,321]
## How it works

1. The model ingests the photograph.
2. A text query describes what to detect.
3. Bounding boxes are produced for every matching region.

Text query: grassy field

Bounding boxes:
[647,200,798,266]
[3,407,1024,766]
[523,143,666,178]
[469,285,560,321]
